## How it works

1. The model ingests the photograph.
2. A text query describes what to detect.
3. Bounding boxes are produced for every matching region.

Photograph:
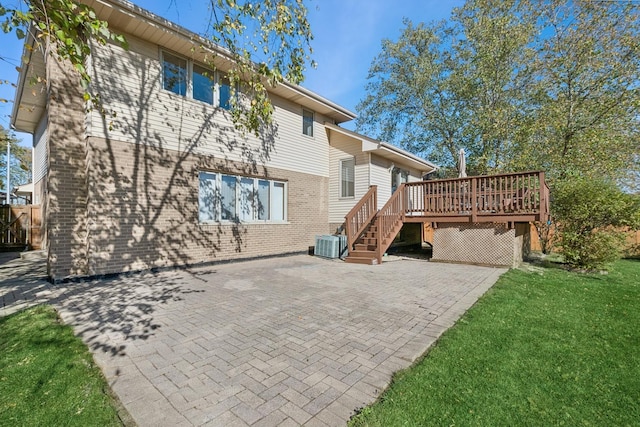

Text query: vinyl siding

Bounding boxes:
[328,133,369,223]
[369,154,392,209]
[87,34,331,178]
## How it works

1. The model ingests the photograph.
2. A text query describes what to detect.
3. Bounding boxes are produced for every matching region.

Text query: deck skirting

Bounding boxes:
[431,223,530,267]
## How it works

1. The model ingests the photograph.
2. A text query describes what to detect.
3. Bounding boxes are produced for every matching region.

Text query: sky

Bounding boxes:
[0,0,463,148]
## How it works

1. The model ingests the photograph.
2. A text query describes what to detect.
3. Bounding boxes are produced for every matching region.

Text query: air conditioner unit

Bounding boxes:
[315,235,348,259]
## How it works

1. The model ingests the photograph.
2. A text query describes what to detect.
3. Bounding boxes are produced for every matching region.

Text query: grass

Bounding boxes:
[0,305,124,426]
[349,259,640,426]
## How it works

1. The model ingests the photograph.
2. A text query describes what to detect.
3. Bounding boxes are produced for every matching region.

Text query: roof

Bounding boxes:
[324,123,438,173]
[12,0,356,133]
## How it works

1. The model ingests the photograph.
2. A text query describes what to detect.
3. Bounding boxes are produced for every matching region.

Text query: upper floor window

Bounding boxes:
[162,50,232,109]
[340,158,355,198]
[302,109,314,136]
[219,74,232,110]
[193,64,214,104]
[162,52,187,96]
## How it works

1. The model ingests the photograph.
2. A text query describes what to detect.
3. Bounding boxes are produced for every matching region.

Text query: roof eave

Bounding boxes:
[324,122,438,172]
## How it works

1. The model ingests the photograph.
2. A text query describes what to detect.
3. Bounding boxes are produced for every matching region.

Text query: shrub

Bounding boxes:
[552,176,640,271]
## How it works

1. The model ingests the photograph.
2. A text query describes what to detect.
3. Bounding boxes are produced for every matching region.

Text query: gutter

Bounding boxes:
[96,0,356,120]
[10,29,37,132]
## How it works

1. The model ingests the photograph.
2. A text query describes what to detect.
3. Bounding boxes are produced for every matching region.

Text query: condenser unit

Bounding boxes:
[314,235,348,259]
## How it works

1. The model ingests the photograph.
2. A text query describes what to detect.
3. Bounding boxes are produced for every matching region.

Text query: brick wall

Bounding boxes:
[83,136,329,276]
[43,56,332,281]
[45,56,90,280]
[432,222,529,267]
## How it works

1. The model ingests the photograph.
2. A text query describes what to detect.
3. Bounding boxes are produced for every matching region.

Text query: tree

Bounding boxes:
[517,0,640,183]
[0,124,31,191]
[356,0,537,175]
[356,0,640,182]
[0,0,314,135]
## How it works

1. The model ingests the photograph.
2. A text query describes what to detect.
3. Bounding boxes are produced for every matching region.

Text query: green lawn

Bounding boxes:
[0,305,125,426]
[350,260,640,426]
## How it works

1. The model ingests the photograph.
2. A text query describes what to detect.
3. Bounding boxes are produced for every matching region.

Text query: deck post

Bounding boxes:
[539,171,547,222]
[471,176,477,223]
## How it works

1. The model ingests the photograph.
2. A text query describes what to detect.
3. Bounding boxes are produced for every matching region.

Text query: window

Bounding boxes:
[256,180,270,220]
[272,182,285,221]
[193,64,214,104]
[198,172,218,221]
[162,52,187,96]
[221,175,237,221]
[340,158,355,198]
[162,50,233,109]
[303,109,314,136]
[198,172,287,223]
[218,73,232,110]
[391,167,409,194]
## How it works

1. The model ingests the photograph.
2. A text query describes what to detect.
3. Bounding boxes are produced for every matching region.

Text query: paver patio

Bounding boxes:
[1,253,506,426]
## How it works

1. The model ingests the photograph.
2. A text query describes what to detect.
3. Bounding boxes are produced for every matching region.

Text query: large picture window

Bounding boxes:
[198,172,287,223]
[162,51,233,109]
[340,158,355,198]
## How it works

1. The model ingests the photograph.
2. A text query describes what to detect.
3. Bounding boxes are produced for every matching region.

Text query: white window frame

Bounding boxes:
[302,109,314,137]
[340,157,355,198]
[198,172,288,224]
[161,50,232,110]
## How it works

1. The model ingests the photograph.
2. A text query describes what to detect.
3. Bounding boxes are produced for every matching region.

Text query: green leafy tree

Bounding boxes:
[0,0,314,134]
[517,0,640,183]
[0,124,31,191]
[356,0,640,182]
[356,0,537,175]
[553,176,640,271]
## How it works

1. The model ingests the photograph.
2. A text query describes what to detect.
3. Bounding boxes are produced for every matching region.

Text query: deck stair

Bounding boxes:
[342,171,550,265]
[345,224,378,264]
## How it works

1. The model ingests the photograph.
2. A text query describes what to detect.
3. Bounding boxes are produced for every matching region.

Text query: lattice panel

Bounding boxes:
[432,223,523,267]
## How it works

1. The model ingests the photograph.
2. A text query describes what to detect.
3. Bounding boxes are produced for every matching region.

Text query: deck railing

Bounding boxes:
[344,185,377,251]
[404,171,549,223]
[342,171,549,263]
[375,184,405,262]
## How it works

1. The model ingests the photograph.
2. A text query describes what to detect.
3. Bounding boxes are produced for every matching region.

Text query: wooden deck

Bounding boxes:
[343,171,549,264]
[403,171,549,224]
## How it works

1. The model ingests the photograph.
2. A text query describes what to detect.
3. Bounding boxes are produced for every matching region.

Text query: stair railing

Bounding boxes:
[344,185,377,252]
[375,184,406,263]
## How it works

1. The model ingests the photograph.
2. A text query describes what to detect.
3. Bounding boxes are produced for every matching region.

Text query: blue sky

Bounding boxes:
[0,0,462,147]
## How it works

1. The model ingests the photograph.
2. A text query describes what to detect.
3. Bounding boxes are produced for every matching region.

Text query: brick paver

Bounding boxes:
[1,253,506,426]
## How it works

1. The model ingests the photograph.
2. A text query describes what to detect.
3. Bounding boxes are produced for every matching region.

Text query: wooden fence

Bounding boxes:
[529,223,640,255]
[0,205,41,251]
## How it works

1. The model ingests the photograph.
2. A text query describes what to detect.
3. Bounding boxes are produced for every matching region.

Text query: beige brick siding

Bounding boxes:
[83,136,329,277]
[42,41,332,281]
[45,56,90,279]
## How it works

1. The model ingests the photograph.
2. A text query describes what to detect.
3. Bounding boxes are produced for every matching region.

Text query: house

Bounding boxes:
[11,0,437,282]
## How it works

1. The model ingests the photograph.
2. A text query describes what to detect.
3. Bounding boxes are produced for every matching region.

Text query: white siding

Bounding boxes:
[369,154,392,209]
[87,35,330,178]
[328,133,369,223]
[33,114,48,188]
